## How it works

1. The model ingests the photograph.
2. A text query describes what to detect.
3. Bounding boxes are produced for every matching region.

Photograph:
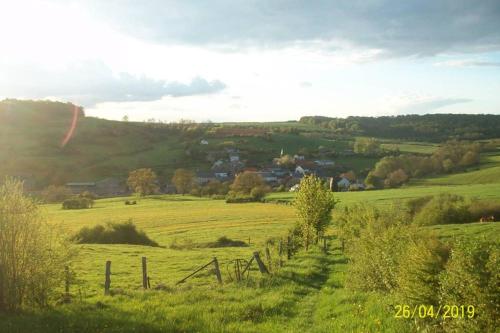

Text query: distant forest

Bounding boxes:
[300,114,500,142]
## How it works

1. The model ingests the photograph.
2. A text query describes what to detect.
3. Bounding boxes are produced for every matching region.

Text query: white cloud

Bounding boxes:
[0,61,226,106]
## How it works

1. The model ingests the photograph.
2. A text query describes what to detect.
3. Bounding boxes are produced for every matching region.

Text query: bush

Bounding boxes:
[62,197,93,210]
[396,237,450,306]
[202,236,248,248]
[250,185,270,200]
[468,200,500,221]
[0,178,73,311]
[346,221,413,292]
[439,241,499,332]
[413,194,471,226]
[341,205,412,292]
[72,220,158,247]
[226,194,256,203]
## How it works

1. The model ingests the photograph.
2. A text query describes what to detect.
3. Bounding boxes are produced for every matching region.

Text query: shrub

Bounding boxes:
[406,195,433,218]
[396,237,450,306]
[250,185,271,200]
[342,205,412,292]
[202,236,248,248]
[0,178,73,311]
[439,241,499,332]
[468,200,500,221]
[413,194,471,226]
[72,220,158,247]
[62,197,93,209]
[346,221,413,292]
[226,194,255,203]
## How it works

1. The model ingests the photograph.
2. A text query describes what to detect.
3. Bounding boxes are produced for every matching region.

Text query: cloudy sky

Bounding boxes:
[1,0,499,122]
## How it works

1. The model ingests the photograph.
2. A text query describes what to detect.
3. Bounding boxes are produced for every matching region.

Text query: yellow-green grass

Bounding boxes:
[268,182,500,207]
[45,196,298,296]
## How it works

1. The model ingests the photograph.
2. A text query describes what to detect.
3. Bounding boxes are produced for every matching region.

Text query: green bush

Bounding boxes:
[62,197,93,210]
[439,241,499,332]
[72,220,158,247]
[413,194,471,226]
[347,222,413,292]
[468,200,500,221]
[396,237,450,306]
[226,191,260,203]
[250,185,270,200]
[344,205,412,292]
[202,236,248,248]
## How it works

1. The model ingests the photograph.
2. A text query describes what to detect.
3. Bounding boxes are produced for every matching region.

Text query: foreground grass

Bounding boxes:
[0,243,413,333]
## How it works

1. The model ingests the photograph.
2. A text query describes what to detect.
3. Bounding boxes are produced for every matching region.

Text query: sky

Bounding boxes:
[1,0,499,122]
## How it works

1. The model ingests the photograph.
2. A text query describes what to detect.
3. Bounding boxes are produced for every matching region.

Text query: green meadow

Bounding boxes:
[2,190,499,332]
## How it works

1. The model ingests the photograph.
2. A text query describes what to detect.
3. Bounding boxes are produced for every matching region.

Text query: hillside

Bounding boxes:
[3,99,499,191]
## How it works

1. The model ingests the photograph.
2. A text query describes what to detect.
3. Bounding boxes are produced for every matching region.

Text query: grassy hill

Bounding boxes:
[0,100,376,187]
[3,99,499,191]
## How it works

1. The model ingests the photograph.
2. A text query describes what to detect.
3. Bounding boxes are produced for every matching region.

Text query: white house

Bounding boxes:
[337,177,351,190]
[314,160,335,167]
[229,154,240,162]
[295,165,310,176]
[211,160,224,169]
[294,154,305,161]
[200,139,209,145]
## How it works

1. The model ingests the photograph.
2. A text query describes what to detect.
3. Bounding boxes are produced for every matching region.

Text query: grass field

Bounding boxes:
[2,192,498,332]
[0,170,498,332]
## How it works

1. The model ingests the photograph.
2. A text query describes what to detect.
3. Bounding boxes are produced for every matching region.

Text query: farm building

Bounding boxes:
[66,178,127,197]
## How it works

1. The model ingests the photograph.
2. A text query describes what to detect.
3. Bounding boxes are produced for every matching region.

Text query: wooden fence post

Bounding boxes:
[287,236,292,260]
[253,252,269,274]
[265,246,272,271]
[213,257,222,284]
[104,261,111,295]
[65,266,70,297]
[142,257,148,290]
[278,239,283,267]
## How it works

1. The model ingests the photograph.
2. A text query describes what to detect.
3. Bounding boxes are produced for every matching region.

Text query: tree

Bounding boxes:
[294,175,337,250]
[275,154,296,169]
[384,169,409,188]
[0,178,73,311]
[230,171,265,194]
[40,185,72,203]
[127,168,159,196]
[354,137,381,156]
[171,169,194,195]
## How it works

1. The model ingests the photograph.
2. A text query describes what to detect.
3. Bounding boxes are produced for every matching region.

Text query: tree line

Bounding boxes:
[365,140,482,188]
[300,114,500,141]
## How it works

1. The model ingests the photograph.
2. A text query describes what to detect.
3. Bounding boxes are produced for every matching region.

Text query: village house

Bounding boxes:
[66,178,128,197]
[337,177,351,191]
[66,182,97,194]
[314,159,335,167]
[229,153,240,163]
[200,139,209,145]
[255,171,278,184]
[195,171,216,185]
[293,154,305,161]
